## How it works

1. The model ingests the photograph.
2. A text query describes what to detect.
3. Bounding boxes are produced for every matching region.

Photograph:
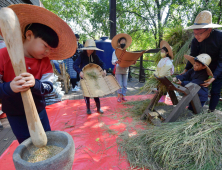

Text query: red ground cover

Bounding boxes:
[0,95,172,170]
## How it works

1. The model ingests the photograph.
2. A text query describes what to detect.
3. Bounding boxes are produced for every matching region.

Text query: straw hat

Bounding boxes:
[184,54,213,77]
[160,40,173,59]
[111,33,132,49]
[185,10,222,30]
[0,4,76,60]
[79,39,104,51]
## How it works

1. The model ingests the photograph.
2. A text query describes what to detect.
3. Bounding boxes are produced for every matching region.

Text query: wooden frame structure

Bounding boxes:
[141,75,203,122]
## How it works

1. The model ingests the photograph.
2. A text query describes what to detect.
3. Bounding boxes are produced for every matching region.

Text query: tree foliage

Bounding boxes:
[41,0,222,50]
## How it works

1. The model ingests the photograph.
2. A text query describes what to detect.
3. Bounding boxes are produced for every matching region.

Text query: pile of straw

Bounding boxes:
[118,112,222,170]
[123,99,166,118]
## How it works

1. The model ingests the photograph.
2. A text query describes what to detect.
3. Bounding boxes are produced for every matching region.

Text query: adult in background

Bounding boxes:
[65,34,84,92]
[74,39,106,114]
[111,33,132,102]
[181,10,222,112]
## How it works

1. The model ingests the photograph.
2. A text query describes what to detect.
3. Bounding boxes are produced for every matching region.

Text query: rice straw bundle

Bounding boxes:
[118,112,222,170]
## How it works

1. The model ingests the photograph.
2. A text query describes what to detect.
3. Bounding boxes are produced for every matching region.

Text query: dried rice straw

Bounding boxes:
[118,112,222,170]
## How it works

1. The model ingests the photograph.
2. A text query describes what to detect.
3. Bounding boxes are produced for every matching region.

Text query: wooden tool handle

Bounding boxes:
[0,7,47,147]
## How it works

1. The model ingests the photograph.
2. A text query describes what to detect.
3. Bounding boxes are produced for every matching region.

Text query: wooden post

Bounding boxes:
[109,0,116,39]
[139,55,145,82]
[62,62,68,94]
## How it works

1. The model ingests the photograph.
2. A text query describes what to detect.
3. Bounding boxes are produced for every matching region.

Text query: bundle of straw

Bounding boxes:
[118,112,222,170]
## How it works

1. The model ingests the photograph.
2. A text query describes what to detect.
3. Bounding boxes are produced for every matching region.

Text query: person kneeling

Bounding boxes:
[173,54,212,112]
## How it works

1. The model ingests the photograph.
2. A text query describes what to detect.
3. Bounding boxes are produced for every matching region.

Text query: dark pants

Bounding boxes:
[70,74,80,88]
[84,97,100,110]
[7,109,51,144]
[188,101,206,112]
[209,76,222,110]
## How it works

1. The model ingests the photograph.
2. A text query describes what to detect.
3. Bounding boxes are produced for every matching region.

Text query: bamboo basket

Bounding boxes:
[80,63,121,97]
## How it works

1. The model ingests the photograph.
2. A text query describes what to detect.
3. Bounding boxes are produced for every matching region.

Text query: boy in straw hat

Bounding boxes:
[0,4,76,143]
[182,10,222,112]
[74,39,106,114]
[111,33,132,102]
[174,54,212,111]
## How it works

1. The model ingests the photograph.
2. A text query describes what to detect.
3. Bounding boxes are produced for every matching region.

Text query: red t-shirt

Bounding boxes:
[0,47,53,82]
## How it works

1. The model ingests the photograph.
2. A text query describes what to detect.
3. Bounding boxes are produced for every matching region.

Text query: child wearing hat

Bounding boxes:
[74,39,106,114]
[173,54,212,111]
[0,4,76,143]
[155,40,174,77]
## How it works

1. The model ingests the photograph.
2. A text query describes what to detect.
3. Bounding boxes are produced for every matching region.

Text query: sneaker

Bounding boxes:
[76,86,80,89]
[122,96,127,101]
[72,86,80,92]
[117,97,121,102]
[97,109,104,114]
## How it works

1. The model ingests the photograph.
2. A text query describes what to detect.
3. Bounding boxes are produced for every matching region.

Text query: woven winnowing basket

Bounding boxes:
[115,48,146,67]
[80,63,121,97]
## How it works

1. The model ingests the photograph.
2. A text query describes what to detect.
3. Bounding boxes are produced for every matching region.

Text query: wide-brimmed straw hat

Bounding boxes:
[185,10,222,30]
[111,33,132,49]
[1,4,76,60]
[160,40,173,59]
[184,54,213,77]
[79,39,104,51]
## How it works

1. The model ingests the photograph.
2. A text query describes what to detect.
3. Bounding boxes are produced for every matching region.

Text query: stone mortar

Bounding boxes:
[13,131,75,170]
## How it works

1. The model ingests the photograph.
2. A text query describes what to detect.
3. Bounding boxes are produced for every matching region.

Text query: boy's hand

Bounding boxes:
[201,77,215,87]
[20,73,35,88]
[10,75,29,93]
[80,71,84,78]
[172,77,177,82]
[175,79,182,85]
[103,70,106,77]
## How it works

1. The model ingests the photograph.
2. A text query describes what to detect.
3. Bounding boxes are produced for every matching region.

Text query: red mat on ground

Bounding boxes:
[0,95,172,170]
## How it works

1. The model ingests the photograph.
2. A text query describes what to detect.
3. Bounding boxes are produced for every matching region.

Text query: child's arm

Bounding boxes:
[176,69,192,82]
